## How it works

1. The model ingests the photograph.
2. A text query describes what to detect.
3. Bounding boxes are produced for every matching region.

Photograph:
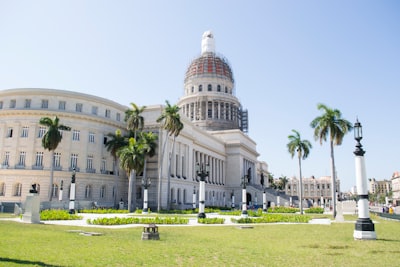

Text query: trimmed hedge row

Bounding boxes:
[87,216,189,225]
[40,210,82,220]
[232,214,311,224]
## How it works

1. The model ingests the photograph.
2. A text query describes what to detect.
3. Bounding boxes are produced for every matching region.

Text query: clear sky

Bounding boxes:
[1,1,399,191]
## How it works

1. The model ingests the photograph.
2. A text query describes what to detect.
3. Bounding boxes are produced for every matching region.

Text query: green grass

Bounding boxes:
[0,215,399,267]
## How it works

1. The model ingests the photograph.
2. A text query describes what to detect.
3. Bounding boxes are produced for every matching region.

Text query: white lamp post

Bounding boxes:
[196,162,209,218]
[241,168,251,217]
[353,119,376,240]
[192,186,196,210]
[59,180,63,201]
[142,177,151,214]
[263,188,267,213]
[68,168,76,214]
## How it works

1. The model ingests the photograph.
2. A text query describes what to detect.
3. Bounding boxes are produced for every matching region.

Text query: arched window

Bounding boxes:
[85,185,92,199]
[100,185,106,199]
[51,183,58,197]
[217,85,221,92]
[14,183,22,196]
[198,85,202,92]
[0,183,5,196]
[207,84,212,91]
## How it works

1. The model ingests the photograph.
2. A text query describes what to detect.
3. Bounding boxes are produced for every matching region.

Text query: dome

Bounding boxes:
[184,53,234,83]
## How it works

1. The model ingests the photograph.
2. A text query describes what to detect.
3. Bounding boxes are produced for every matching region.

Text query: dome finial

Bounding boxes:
[201,30,215,54]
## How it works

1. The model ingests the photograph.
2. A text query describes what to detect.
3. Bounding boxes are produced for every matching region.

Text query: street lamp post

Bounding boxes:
[263,187,267,213]
[353,119,376,240]
[142,177,151,214]
[68,168,76,214]
[59,180,63,201]
[192,186,196,210]
[196,162,209,218]
[241,168,251,217]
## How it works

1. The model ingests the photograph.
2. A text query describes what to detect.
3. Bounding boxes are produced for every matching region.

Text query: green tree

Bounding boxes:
[117,138,144,212]
[156,100,184,211]
[310,103,352,218]
[124,103,146,211]
[278,175,289,191]
[287,129,312,214]
[125,103,146,139]
[105,129,128,206]
[39,116,71,201]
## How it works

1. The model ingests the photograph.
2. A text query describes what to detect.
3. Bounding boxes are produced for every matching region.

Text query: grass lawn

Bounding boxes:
[0,214,399,267]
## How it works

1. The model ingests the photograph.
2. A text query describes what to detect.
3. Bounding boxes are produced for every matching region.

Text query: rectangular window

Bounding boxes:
[21,126,29,138]
[0,101,3,109]
[3,151,10,166]
[24,99,31,108]
[38,127,46,138]
[70,153,78,169]
[35,152,44,166]
[116,113,121,121]
[9,99,16,108]
[59,101,66,110]
[87,155,94,170]
[100,185,106,198]
[18,151,26,166]
[101,158,106,173]
[41,99,48,109]
[7,128,13,138]
[54,153,61,167]
[105,109,111,118]
[92,106,98,115]
[72,130,80,141]
[15,183,22,196]
[88,132,95,143]
[76,103,83,112]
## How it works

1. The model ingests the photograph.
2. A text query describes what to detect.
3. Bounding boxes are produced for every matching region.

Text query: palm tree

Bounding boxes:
[287,129,312,214]
[279,175,289,191]
[310,103,352,218]
[39,116,71,201]
[124,103,146,211]
[125,102,146,139]
[117,137,144,212]
[156,100,184,211]
[105,129,128,207]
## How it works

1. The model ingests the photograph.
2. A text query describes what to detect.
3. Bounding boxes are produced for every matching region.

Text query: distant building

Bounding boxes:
[391,172,400,205]
[285,176,340,207]
[369,178,392,195]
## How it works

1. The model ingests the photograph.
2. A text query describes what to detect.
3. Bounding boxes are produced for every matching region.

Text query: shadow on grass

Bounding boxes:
[0,257,63,267]
[377,238,400,243]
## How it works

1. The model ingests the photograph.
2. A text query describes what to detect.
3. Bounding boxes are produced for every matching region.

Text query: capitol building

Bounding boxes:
[0,31,336,211]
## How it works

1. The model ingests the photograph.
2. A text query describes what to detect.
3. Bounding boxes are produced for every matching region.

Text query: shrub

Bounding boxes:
[267,206,298,213]
[304,207,324,214]
[198,217,225,224]
[40,209,82,220]
[80,208,129,214]
[232,214,310,224]
[87,216,189,225]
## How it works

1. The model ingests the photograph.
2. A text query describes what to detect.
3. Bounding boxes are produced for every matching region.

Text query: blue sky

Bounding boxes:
[1,1,399,191]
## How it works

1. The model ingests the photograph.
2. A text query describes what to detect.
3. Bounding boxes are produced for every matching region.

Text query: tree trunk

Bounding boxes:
[330,140,337,219]
[113,158,119,208]
[48,150,55,202]
[167,135,176,210]
[298,155,303,215]
[157,130,168,212]
[128,171,136,212]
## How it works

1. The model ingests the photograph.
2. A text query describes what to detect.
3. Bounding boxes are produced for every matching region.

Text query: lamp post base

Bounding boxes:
[241,210,248,218]
[198,212,206,219]
[353,218,376,240]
